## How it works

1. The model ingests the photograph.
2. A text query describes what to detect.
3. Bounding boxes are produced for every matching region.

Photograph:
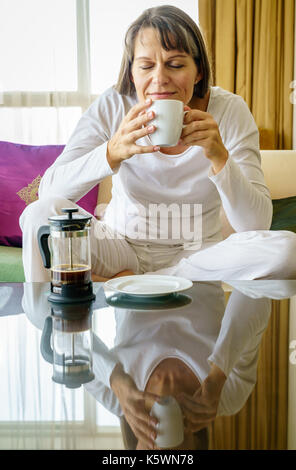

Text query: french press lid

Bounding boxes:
[48,208,92,231]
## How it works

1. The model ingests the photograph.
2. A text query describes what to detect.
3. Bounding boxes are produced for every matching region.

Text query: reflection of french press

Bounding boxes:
[40,300,95,389]
[37,208,95,303]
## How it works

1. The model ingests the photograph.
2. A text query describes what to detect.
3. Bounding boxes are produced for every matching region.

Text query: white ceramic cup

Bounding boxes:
[148,99,187,147]
[150,395,184,448]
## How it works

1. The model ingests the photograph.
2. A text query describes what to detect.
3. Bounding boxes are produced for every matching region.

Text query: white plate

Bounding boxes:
[104,275,193,297]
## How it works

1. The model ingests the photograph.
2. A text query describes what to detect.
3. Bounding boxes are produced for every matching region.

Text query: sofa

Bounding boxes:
[0,149,296,282]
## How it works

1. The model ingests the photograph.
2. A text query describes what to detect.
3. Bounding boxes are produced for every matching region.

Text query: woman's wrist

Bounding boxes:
[110,363,125,392]
[207,363,227,389]
[106,141,121,170]
[211,150,229,175]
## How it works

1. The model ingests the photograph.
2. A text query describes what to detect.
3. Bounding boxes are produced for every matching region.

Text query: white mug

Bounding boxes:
[150,395,184,448]
[148,99,187,147]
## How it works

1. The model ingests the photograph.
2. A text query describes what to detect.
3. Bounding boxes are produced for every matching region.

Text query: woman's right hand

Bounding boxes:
[107,98,159,169]
[110,364,160,449]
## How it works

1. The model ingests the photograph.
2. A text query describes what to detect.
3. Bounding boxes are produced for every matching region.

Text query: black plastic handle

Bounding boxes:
[40,316,54,364]
[37,225,51,268]
[40,316,65,366]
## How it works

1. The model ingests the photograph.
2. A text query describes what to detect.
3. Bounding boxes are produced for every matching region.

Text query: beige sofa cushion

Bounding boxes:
[221,150,296,237]
[260,150,296,199]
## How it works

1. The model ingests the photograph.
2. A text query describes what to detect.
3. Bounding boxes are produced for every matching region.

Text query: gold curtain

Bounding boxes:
[198,0,295,150]
[209,298,290,449]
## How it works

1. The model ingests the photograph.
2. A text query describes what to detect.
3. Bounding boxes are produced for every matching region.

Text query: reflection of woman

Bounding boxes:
[85,282,272,450]
[111,358,225,450]
[20,5,296,282]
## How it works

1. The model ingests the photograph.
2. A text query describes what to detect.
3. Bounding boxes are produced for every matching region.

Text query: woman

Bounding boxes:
[20,5,296,281]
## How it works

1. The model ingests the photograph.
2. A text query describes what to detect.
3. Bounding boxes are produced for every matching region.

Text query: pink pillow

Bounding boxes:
[0,141,99,247]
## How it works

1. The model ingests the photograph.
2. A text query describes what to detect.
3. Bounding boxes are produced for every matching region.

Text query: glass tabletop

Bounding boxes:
[0,280,296,451]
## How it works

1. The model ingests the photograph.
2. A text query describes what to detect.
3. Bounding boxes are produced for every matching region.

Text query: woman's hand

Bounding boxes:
[180,106,229,174]
[110,364,160,449]
[177,364,227,432]
[91,269,135,282]
[107,99,159,169]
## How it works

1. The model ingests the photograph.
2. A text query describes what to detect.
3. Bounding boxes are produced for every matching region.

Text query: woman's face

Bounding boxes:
[130,27,202,105]
[135,358,202,450]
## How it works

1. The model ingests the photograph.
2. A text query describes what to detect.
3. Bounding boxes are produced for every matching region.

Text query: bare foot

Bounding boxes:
[92,270,135,282]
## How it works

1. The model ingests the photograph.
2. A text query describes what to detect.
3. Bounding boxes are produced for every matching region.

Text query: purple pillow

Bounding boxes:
[0,141,99,247]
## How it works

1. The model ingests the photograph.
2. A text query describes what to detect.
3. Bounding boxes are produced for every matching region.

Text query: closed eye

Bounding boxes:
[140,64,184,70]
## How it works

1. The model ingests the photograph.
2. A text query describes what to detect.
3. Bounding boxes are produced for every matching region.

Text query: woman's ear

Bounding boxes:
[195,70,203,85]
[195,61,203,84]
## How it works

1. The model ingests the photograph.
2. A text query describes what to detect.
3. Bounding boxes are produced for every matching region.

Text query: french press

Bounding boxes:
[40,300,95,389]
[37,208,95,303]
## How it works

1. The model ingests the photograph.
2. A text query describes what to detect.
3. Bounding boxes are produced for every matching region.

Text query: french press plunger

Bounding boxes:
[40,300,95,389]
[37,208,95,303]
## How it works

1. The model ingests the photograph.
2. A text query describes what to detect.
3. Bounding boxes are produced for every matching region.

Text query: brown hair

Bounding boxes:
[115,5,211,98]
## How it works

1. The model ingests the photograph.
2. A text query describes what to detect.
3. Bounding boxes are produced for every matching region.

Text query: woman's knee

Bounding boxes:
[272,231,296,278]
[19,196,75,231]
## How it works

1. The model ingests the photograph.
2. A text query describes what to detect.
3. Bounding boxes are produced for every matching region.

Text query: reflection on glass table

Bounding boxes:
[0,281,296,450]
[0,282,121,450]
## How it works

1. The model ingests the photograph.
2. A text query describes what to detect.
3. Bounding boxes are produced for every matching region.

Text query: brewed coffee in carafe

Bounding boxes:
[38,208,95,302]
[50,227,92,288]
[51,266,91,287]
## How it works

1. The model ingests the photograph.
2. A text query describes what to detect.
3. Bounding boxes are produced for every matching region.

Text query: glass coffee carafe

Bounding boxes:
[40,300,95,388]
[38,208,95,302]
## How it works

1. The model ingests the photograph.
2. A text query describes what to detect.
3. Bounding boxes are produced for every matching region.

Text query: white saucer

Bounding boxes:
[104,275,193,297]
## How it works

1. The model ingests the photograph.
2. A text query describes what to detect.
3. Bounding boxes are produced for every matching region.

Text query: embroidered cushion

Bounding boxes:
[0,141,99,247]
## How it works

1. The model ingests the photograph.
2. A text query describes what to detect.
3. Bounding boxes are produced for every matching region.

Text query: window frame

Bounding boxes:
[0,0,97,111]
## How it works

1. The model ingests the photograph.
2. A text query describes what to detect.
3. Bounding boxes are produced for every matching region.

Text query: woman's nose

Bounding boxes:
[152,65,170,85]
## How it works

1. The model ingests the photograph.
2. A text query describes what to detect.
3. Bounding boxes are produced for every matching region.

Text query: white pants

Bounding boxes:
[19,196,296,281]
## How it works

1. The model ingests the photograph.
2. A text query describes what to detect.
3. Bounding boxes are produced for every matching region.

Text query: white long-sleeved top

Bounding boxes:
[85,282,273,417]
[39,86,272,246]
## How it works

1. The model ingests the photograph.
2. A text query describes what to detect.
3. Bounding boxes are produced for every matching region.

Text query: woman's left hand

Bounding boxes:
[180,106,229,174]
[177,364,227,432]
